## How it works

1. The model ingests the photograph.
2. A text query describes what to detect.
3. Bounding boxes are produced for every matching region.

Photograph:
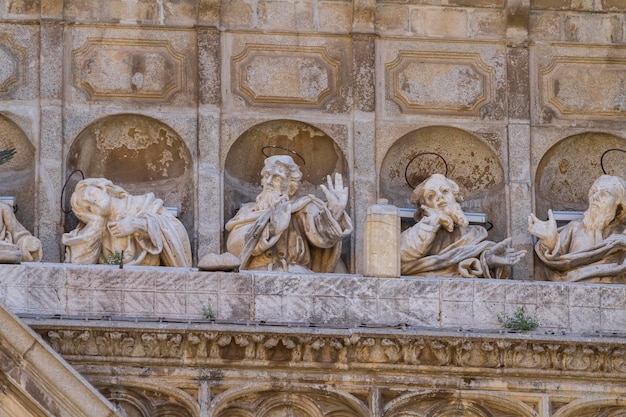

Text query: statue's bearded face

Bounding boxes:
[421,177,468,228]
[584,184,617,230]
[255,163,299,211]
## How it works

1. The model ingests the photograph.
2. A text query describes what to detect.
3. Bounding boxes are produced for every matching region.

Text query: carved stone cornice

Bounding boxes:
[27,319,626,381]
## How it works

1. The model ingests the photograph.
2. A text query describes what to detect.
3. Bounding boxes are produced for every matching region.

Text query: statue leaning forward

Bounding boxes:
[62,178,192,267]
[0,201,42,263]
[400,174,525,278]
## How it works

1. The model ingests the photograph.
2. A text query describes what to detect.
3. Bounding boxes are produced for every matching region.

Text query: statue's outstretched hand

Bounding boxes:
[320,173,348,220]
[484,237,526,268]
[528,209,558,251]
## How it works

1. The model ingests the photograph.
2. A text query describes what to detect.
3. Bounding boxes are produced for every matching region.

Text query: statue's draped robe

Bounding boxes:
[534,219,626,282]
[0,201,42,262]
[400,221,506,278]
[226,195,352,273]
[63,193,191,267]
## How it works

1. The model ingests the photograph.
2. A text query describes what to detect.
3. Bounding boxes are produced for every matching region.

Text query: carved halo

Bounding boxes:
[261,145,306,166]
[601,148,626,175]
[404,152,448,189]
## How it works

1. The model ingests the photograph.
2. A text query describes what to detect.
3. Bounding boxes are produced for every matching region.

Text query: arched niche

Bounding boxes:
[224,120,348,221]
[383,391,538,417]
[224,120,350,267]
[64,114,194,238]
[0,114,36,233]
[380,126,506,240]
[534,132,626,220]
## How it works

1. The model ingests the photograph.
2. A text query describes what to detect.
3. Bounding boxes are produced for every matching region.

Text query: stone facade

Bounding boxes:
[1,0,626,416]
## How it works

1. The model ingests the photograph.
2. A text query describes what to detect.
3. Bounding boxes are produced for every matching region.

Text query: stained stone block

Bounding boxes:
[375,5,409,33]
[123,290,156,315]
[313,296,346,322]
[318,3,352,33]
[406,298,439,325]
[441,280,474,301]
[536,303,569,328]
[412,8,469,38]
[155,292,186,316]
[569,306,601,333]
[600,287,626,308]
[569,285,601,307]
[473,301,505,327]
[345,297,379,323]
[255,295,283,321]
[600,308,626,332]
[440,301,474,326]
[92,290,123,314]
[218,293,251,319]
[379,297,409,324]
[282,296,314,322]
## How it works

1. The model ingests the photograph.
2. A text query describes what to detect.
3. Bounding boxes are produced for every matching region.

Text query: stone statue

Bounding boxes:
[62,178,192,267]
[400,174,525,278]
[0,201,42,263]
[528,174,626,282]
[225,155,353,273]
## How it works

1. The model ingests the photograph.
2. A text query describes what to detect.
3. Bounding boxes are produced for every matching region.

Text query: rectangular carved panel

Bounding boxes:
[73,38,186,102]
[231,44,340,108]
[385,51,494,115]
[381,41,506,120]
[540,55,626,119]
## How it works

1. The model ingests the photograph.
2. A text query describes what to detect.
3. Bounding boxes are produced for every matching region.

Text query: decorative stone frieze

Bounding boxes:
[31,321,626,377]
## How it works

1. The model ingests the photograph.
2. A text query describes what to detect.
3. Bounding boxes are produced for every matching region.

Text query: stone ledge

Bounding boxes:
[1,262,624,334]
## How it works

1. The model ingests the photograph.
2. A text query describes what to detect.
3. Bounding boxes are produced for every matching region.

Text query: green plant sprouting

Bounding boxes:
[201,303,216,320]
[101,251,123,266]
[497,306,539,332]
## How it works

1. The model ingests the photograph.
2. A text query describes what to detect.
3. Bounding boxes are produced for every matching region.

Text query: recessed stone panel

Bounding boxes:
[386,51,493,115]
[232,44,339,108]
[73,38,186,102]
[540,56,626,119]
[381,41,506,120]
[0,33,26,95]
[68,27,196,106]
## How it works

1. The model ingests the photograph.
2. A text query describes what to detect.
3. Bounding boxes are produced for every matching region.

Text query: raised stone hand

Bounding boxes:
[320,173,348,220]
[108,216,148,238]
[528,209,558,251]
[269,200,292,235]
[421,205,454,232]
[484,237,526,268]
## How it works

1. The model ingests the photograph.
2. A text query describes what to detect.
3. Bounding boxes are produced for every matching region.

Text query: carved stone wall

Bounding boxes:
[1,1,626,416]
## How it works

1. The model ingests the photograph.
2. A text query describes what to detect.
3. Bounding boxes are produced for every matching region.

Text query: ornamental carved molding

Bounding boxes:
[32,323,626,378]
[385,51,495,116]
[0,34,26,94]
[231,44,340,108]
[540,56,626,119]
[72,38,186,102]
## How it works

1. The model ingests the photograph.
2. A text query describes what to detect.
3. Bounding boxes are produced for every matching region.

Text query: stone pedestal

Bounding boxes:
[364,202,400,278]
